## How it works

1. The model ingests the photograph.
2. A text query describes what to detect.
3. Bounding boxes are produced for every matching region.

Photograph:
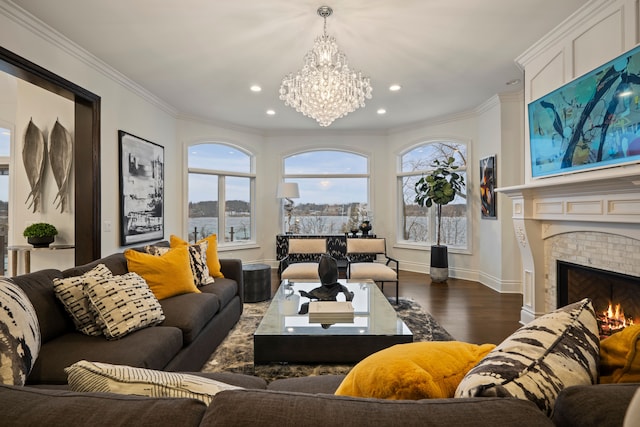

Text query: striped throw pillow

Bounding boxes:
[66,360,240,405]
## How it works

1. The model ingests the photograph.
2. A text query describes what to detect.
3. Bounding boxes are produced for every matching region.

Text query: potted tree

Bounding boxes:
[414,157,465,282]
[23,222,58,248]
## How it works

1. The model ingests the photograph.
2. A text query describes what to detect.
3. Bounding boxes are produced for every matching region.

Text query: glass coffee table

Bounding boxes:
[254,279,413,364]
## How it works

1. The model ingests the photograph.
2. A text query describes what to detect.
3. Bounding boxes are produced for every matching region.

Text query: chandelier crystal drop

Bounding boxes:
[279,6,373,127]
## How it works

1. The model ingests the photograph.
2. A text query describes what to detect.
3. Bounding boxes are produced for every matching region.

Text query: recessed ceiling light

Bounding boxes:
[377,108,387,115]
[506,79,521,86]
[266,109,276,115]
[389,84,401,91]
[250,85,262,92]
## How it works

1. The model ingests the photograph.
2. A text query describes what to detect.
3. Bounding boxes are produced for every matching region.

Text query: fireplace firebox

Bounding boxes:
[557,261,640,337]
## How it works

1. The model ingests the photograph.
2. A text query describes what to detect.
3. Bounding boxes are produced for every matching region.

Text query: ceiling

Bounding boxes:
[11,0,590,132]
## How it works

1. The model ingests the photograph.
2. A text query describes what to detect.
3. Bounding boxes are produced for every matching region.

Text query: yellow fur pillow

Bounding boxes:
[600,324,640,384]
[124,246,199,300]
[171,234,224,278]
[335,341,495,400]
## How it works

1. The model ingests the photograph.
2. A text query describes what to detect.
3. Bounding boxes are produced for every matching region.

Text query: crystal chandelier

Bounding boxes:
[279,6,373,127]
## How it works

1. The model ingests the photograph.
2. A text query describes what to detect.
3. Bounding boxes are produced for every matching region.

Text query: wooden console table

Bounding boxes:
[8,244,75,276]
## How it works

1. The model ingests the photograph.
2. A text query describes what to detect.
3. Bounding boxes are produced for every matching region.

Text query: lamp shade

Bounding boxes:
[277,182,300,199]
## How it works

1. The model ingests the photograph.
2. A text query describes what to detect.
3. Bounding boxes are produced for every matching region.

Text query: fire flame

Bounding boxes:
[598,302,635,337]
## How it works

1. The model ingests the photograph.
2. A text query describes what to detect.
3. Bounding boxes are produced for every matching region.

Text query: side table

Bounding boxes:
[8,244,75,276]
[243,263,271,303]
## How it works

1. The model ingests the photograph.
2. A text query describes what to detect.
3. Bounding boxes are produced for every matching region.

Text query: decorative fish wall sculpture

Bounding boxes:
[49,119,73,213]
[23,119,47,213]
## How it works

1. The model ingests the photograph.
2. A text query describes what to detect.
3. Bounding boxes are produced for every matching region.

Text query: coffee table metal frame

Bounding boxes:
[254,279,412,364]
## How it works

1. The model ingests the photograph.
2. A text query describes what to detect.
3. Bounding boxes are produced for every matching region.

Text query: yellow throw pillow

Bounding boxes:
[600,324,640,384]
[335,341,495,400]
[171,234,223,278]
[124,246,199,300]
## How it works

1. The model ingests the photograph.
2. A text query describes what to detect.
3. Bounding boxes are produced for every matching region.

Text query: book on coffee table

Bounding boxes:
[308,301,354,323]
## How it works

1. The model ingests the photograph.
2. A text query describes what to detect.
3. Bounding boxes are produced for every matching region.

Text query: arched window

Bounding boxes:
[398,141,468,248]
[187,142,254,244]
[283,150,369,235]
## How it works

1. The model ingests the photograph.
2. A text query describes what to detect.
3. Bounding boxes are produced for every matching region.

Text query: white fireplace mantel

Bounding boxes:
[497,167,640,324]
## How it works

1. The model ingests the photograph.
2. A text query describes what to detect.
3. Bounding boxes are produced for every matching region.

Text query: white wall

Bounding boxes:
[0,2,179,263]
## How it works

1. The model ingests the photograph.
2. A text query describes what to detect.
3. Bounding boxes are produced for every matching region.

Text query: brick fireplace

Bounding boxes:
[498,169,640,324]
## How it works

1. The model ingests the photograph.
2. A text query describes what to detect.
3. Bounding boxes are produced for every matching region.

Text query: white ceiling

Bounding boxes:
[11,0,589,132]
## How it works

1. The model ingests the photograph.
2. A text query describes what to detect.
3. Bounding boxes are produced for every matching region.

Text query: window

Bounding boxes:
[187,143,254,244]
[398,141,468,248]
[283,150,369,235]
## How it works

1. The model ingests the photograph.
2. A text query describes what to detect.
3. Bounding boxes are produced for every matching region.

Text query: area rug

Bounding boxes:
[201,298,453,382]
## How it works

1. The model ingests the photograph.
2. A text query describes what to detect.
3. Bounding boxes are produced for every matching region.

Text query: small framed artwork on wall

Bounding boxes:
[480,155,497,219]
[118,130,164,245]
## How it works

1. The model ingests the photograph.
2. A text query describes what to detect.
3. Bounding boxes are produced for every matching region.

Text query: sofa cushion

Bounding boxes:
[335,341,496,400]
[125,246,200,300]
[28,326,183,384]
[599,324,640,384]
[195,372,267,389]
[53,264,113,336]
[551,383,640,427]
[66,360,241,405]
[63,252,130,277]
[0,383,207,427]
[11,269,70,343]
[268,375,346,394]
[169,235,216,286]
[455,298,600,416]
[84,273,165,340]
[205,389,555,427]
[0,279,40,385]
[199,278,238,308]
[159,292,220,344]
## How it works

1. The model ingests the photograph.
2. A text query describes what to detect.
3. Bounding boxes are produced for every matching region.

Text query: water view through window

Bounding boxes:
[283,150,370,235]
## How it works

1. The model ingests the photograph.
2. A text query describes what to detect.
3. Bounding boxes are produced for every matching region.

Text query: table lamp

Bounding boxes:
[277,182,300,234]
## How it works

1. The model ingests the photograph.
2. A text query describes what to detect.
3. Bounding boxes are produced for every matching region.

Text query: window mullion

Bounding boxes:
[218,176,225,241]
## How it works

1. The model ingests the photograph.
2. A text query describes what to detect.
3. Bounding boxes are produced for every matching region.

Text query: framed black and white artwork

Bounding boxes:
[118,130,164,245]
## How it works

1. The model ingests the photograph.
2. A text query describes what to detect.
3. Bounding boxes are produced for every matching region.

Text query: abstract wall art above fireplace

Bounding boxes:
[528,44,640,178]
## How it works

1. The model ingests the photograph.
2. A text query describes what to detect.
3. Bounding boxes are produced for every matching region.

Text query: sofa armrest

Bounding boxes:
[219,258,243,303]
[552,383,640,427]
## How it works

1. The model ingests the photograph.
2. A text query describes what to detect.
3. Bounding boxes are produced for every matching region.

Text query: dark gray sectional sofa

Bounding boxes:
[2,247,638,426]
[11,248,244,385]
[1,376,638,426]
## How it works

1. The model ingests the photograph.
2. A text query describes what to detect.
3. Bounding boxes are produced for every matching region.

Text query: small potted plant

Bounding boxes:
[23,222,58,248]
[414,156,465,282]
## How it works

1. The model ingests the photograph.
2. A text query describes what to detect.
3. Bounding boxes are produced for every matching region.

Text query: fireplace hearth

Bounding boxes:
[557,261,640,337]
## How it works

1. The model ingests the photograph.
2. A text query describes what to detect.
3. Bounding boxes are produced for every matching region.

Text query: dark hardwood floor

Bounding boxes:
[268,269,523,345]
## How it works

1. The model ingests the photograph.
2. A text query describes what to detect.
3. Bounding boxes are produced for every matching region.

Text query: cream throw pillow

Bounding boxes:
[84,273,165,340]
[53,264,113,336]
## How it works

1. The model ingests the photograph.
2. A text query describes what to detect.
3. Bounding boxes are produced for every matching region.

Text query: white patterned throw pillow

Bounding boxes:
[66,360,241,405]
[455,298,600,415]
[144,242,214,287]
[53,264,113,336]
[0,279,40,385]
[84,273,165,340]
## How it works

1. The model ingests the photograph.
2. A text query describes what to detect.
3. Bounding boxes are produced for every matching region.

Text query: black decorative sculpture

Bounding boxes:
[298,254,354,315]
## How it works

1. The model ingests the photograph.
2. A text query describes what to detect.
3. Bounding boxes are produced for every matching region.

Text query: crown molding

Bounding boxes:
[1,1,178,117]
